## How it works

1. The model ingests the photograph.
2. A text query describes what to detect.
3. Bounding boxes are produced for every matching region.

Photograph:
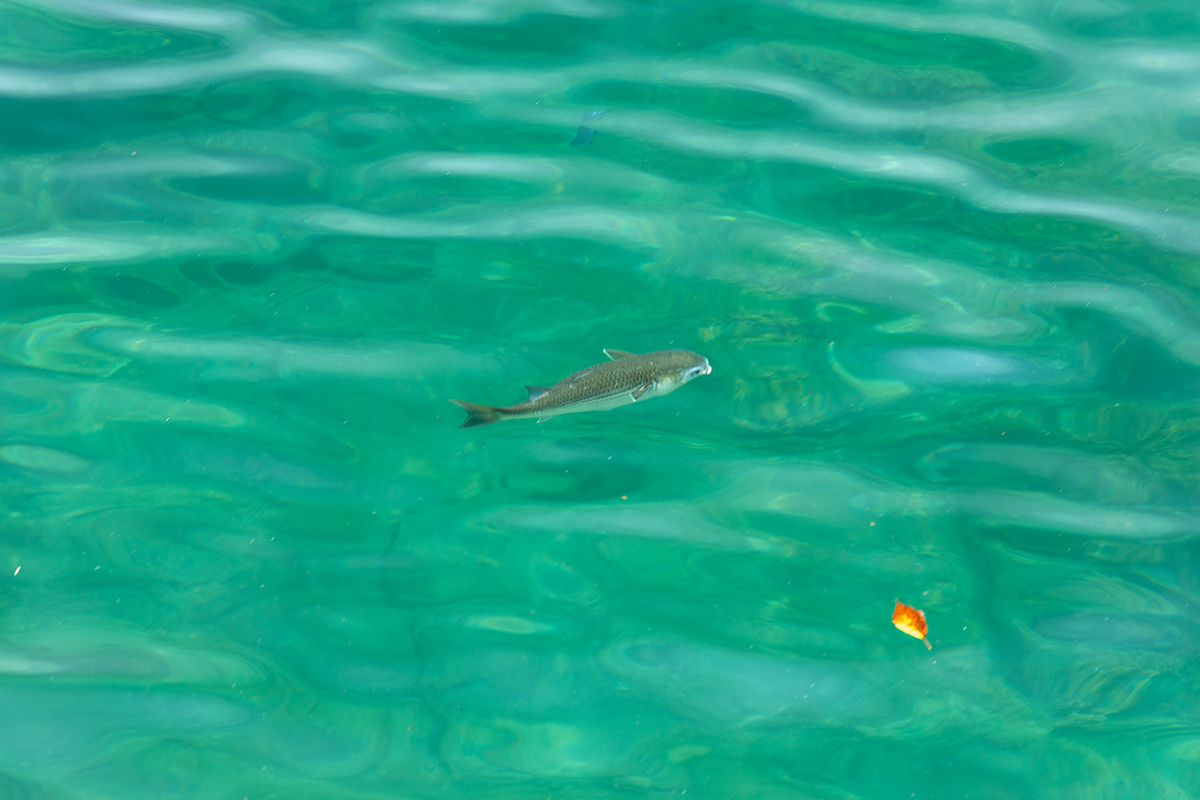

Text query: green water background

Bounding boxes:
[2,0,1200,797]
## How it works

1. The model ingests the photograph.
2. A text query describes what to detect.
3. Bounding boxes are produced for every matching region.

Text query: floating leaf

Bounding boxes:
[892,601,932,650]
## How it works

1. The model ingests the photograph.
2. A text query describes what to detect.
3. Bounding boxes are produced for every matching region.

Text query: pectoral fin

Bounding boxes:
[603,349,638,360]
[630,382,654,401]
[525,385,551,401]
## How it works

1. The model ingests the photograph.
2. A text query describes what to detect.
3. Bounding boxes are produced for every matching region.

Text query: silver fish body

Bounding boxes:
[449,348,711,428]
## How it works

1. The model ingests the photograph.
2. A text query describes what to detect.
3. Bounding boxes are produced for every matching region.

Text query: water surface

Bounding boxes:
[2,0,1200,798]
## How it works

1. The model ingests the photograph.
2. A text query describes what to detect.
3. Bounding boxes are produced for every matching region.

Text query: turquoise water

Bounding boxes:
[3,0,1200,797]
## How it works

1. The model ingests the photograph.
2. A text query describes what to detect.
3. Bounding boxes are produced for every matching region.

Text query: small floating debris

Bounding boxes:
[582,109,609,121]
[892,601,932,650]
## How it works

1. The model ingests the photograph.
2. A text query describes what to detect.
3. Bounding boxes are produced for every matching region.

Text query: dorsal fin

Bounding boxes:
[603,348,638,360]
[525,385,552,401]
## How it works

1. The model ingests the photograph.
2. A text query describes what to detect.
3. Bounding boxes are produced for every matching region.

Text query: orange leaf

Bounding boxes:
[892,601,932,650]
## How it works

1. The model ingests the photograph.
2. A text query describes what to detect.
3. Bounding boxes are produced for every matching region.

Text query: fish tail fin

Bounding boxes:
[448,399,503,428]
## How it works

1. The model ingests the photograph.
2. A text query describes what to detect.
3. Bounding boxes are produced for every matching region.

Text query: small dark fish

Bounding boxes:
[582,109,609,121]
[570,126,596,146]
[449,348,711,428]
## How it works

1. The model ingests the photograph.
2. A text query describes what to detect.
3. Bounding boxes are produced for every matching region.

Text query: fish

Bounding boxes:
[449,348,711,428]
[572,111,608,145]
[570,126,596,146]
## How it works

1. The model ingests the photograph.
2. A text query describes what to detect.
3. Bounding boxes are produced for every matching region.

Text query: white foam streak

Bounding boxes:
[15,0,255,33]
[0,231,250,269]
[0,39,375,98]
[378,0,617,22]
[293,204,669,249]
[87,327,510,382]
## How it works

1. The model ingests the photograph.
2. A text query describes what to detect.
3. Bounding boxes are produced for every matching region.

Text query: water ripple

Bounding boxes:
[3,0,1200,797]
[23,0,257,34]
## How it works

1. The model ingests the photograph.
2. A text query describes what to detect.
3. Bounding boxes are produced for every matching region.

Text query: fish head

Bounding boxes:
[651,349,712,395]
